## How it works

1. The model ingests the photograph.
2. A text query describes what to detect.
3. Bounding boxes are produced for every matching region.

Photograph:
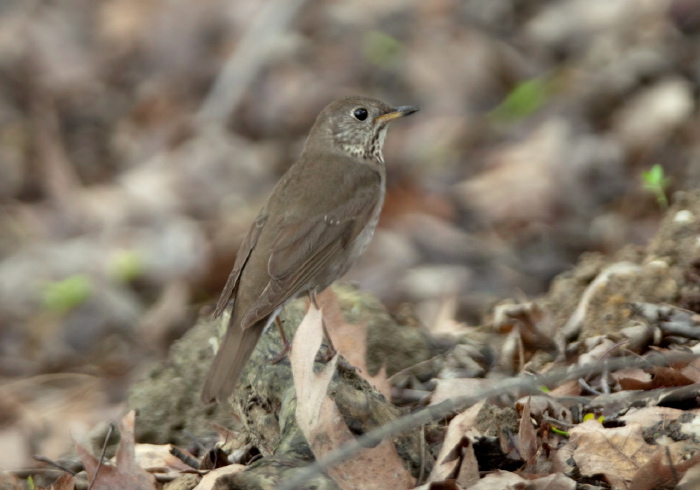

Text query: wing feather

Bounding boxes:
[240,179,380,327]
[212,213,267,318]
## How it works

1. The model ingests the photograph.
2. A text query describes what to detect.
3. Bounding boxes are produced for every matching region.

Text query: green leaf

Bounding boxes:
[489,78,548,123]
[363,30,402,68]
[108,250,145,282]
[550,427,569,437]
[641,164,670,208]
[42,274,92,313]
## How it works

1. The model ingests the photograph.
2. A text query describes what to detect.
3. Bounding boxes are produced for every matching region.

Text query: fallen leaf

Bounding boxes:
[629,448,700,490]
[518,397,538,463]
[566,420,657,488]
[0,473,22,490]
[455,437,480,488]
[134,443,192,474]
[522,473,577,490]
[618,406,685,427]
[463,470,576,489]
[37,473,74,490]
[614,367,695,390]
[679,357,700,383]
[548,379,581,397]
[516,395,573,426]
[193,464,247,489]
[427,401,484,483]
[678,458,700,489]
[467,469,530,489]
[316,289,391,398]
[291,306,414,489]
[430,378,493,406]
[74,411,157,490]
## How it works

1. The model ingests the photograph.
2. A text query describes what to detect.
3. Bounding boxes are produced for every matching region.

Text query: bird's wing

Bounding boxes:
[212,213,268,318]
[239,170,381,328]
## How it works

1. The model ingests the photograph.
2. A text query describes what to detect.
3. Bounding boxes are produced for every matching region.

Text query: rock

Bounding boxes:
[127,283,437,485]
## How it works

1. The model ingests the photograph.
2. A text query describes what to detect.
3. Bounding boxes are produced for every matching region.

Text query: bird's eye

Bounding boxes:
[353,108,368,121]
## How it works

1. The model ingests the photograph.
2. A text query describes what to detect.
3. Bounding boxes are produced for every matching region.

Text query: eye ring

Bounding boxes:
[353,108,368,121]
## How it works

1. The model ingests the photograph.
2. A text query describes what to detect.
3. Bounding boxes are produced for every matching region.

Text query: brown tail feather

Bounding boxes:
[201,319,265,404]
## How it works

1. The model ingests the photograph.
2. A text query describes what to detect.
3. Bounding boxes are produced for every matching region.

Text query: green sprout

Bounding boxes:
[363,30,402,68]
[641,164,670,209]
[489,77,548,123]
[108,249,145,283]
[42,274,92,313]
[550,426,569,437]
[582,413,605,423]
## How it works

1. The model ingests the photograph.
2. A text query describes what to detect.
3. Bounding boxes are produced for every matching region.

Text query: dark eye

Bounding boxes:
[353,108,368,121]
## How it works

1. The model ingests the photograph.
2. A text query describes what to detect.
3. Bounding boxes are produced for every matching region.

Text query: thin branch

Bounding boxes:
[277,351,697,490]
[32,456,77,476]
[88,422,115,490]
[195,0,309,128]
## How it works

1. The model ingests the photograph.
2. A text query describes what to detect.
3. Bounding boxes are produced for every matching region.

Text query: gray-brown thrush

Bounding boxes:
[201,96,418,403]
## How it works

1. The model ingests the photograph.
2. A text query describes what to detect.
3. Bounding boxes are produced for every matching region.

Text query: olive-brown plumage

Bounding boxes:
[201,96,418,403]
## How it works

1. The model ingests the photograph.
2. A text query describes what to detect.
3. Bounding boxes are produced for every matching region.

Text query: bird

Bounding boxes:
[201,95,418,403]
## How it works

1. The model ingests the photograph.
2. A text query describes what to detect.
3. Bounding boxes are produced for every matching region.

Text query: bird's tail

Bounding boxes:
[200,318,265,404]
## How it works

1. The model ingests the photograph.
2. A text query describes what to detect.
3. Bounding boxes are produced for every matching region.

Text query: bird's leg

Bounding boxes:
[309,290,337,361]
[270,316,291,364]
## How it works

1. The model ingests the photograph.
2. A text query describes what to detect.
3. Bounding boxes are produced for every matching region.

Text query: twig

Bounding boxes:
[170,445,200,469]
[388,354,445,382]
[578,378,602,396]
[542,416,574,429]
[155,473,178,483]
[666,446,679,484]
[276,351,697,490]
[195,0,308,128]
[600,361,611,395]
[660,321,700,340]
[32,456,77,475]
[418,424,426,485]
[560,262,641,341]
[88,422,114,490]
[182,429,208,454]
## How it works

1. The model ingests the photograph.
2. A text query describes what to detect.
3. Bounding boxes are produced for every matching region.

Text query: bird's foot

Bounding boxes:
[270,343,291,364]
[315,344,337,364]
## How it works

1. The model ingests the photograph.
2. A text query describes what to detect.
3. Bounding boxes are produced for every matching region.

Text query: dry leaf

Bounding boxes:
[618,406,686,426]
[316,289,391,398]
[37,473,74,490]
[566,420,657,488]
[291,306,414,490]
[548,380,581,397]
[679,357,700,383]
[455,438,480,488]
[468,469,532,489]
[0,473,22,490]
[430,378,492,406]
[466,470,576,489]
[629,448,700,490]
[614,367,695,390]
[516,396,572,425]
[678,459,700,489]
[135,443,192,474]
[74,411,157,490]
[427,401,484,483]
[192,464,247,489]
[518,397,538,463]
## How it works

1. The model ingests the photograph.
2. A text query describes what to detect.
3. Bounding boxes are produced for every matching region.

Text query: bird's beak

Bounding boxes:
[374,105,419,123]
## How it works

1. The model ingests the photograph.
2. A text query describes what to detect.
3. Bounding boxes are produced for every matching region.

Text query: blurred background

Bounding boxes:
[1,0,699,469]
